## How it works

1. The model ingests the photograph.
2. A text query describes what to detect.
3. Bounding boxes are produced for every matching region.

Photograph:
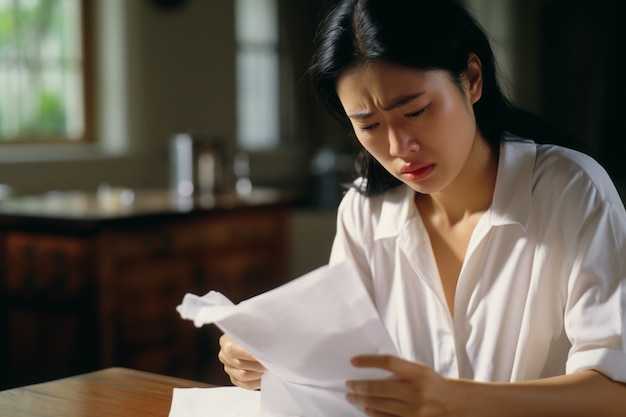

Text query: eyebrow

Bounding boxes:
[347,92,425,120]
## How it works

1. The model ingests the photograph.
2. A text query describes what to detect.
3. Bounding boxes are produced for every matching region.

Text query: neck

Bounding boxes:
[420,138,498,226]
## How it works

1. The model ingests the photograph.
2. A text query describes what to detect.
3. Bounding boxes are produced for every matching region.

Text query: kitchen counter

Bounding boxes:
[0,187,294,232]
[0,188,292,389]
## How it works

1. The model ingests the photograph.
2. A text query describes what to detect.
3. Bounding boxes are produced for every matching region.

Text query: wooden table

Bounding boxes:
[0,367,213,417]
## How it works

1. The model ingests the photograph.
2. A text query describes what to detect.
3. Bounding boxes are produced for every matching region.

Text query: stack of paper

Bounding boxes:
[174,261,399,417]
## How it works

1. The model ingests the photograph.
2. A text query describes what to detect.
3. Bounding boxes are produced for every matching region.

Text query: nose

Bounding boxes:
[388,124,420,157]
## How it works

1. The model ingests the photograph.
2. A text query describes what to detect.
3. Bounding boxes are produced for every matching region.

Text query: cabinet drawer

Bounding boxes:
[104,228,176,261]
[173,210,286,250]
[114,258,194,345]
[105,209,287,261]
[197,246,286,303]
[4,233,92,298]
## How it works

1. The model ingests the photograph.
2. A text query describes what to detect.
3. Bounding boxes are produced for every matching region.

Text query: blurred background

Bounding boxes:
[0,0,624,389]
[0,0,624,199]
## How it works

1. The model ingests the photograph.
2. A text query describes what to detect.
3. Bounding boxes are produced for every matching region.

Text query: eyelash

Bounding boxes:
[407,106,427,118]
[359,107,427,132]
[360,123,378,132]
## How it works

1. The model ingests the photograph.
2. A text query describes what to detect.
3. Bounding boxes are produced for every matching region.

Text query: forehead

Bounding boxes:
[336,61,452,108]
[337,61,424,90]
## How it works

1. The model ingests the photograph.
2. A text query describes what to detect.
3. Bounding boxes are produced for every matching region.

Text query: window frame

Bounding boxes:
[0,0,95,145]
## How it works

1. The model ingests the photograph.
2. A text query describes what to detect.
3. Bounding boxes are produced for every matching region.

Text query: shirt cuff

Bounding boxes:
[567,348,626,382]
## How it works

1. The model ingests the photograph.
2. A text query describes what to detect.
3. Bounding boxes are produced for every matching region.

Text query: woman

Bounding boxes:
[219,0,626,415]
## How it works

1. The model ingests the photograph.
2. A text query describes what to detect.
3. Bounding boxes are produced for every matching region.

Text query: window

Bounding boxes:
[0,0,90,143]
[235,0,279,150]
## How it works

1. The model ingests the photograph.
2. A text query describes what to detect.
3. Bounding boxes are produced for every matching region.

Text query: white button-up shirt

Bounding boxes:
[329,140,626,383]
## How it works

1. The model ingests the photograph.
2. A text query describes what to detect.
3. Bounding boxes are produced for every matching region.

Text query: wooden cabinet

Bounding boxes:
[0,190,291,389]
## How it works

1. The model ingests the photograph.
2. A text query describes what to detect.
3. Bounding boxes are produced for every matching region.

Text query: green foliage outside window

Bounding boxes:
[0,0,84,142]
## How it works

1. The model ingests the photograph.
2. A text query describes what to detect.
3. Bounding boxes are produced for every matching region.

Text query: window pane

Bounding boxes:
[0,0,84,142]
[237,49,279,149]
[235,0,279,150]
[235,0,277,43]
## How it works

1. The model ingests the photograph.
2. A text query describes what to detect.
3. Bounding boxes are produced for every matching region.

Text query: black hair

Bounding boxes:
[308,0,569,196]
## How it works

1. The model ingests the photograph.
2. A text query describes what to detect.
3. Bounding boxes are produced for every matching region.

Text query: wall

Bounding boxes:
[466,0,626,194]
[0,0,238,196]
[464,0,542,112]
[2,0,622,196]
[289,209,337,277]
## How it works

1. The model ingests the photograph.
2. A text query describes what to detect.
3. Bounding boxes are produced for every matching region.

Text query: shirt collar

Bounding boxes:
[375,185,416,240]
[374,138,536,240]
[489,139,536,229]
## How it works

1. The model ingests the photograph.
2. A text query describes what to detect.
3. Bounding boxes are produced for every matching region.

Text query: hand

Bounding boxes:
[218,333,266,390]
[345,355,460,417]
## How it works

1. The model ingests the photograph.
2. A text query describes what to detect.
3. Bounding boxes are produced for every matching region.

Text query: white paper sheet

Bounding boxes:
[176,261,399,417]
[168,387,261,417]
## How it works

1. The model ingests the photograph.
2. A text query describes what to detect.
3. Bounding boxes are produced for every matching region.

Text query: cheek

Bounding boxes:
[353,134,399,174]
[353,129,378,154]
[356,134,390,164]
[431,97,476,147]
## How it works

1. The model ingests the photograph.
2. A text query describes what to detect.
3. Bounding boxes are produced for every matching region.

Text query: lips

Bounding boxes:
[400,163,435,181]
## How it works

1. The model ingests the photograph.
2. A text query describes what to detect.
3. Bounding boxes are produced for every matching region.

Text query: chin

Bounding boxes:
[405,183,434,195]
[401,177,438,193]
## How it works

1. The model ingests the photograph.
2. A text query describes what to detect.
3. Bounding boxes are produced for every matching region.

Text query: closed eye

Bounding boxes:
[406,107,427,118]
[359,122,379,131]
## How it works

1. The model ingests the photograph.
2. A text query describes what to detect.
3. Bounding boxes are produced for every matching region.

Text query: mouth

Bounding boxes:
[400,164,435,181]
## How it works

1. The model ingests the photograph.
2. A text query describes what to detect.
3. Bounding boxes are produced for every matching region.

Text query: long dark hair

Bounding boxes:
[308,0,561,196]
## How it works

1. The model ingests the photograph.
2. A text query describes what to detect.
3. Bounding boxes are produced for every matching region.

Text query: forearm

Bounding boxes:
[454,370,626,417]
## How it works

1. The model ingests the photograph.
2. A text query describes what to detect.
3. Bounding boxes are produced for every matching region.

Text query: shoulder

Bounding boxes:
[526,144,626,239]
[533,144,622,206]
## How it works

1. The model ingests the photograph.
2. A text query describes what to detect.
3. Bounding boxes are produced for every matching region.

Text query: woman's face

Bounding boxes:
[336,59,487,195]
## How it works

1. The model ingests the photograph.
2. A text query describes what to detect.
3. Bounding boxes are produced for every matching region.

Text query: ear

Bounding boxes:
[465,53,483,105]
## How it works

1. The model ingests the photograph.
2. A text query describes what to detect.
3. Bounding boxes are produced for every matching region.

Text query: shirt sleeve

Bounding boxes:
[330,186,366,265]
[328,186,377,300]
[565,196,626,383]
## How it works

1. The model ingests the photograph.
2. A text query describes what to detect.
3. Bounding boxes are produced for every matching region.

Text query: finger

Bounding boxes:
[225,367,262,390]
[351,354,427,380]
[219,334,260,362]
[346,378,415,401]
[218,349,266,373]
[219,335,266,372]
[231,378,261,391]
[350,354,403,369]
[223,363,264,382]
[346,378,417,416]
[346,391,413,417]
